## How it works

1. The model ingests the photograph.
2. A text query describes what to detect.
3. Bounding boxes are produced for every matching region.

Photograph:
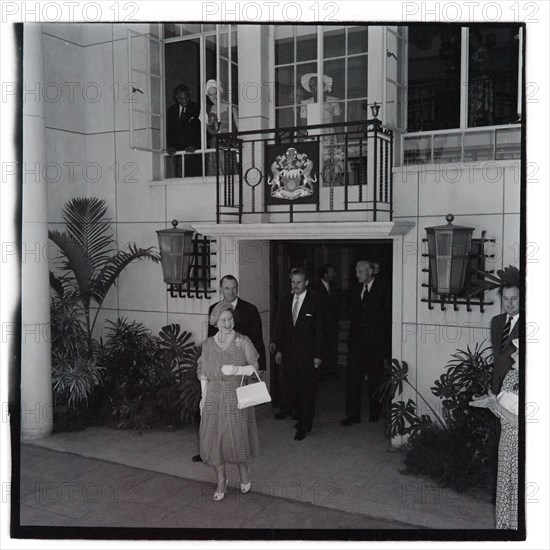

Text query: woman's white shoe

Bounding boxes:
[214,479,228,501]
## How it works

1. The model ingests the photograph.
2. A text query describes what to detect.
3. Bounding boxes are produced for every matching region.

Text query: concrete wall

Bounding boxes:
[393,159,521,418]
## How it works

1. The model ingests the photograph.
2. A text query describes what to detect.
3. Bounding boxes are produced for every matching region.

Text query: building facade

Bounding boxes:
[22,22,522,440]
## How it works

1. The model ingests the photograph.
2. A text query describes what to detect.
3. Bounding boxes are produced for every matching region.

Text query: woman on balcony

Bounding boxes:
[470,338,519,529]
[197,301,260,501]
[205,79,239,176]
[299,73,344,187]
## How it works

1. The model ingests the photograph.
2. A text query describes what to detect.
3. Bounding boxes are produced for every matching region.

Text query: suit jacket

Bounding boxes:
[166,101,201,151]
[275,291,323,369]
[347,278,391,361]
[208,298,266,371]
[490,313,519,394]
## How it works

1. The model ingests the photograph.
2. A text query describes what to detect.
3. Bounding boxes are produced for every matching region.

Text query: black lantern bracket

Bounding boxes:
[421,230,495,312]
[168,234,218,300]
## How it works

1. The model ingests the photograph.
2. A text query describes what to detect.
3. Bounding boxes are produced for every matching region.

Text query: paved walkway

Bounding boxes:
[19,445,415,530]
[17,376,495,531]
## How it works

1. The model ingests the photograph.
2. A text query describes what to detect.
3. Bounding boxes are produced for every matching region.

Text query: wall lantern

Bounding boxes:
[370,101,381,119]
[156,220,194,284]
[426,214,474,296]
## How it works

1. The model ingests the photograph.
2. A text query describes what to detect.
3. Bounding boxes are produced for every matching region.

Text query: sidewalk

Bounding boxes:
[19,445,415,530]
[17,377,495,531]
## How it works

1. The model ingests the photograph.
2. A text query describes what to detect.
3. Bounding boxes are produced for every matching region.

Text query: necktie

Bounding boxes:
[500,316,512,351]
[361,283,368,301]
[292,296,300,325]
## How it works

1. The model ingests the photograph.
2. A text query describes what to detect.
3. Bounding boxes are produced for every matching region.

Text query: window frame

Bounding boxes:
[403,25,523,165]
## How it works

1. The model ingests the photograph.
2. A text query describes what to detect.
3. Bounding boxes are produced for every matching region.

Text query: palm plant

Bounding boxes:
[49,197,160,342]
[49,197,160,425]
[466,265,519,297]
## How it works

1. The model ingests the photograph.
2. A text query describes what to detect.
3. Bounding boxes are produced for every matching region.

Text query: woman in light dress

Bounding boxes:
[197,301,260,500]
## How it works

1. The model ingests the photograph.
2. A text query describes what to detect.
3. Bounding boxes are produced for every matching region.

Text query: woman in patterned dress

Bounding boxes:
[198,301,260,500]
[471,339,519,529]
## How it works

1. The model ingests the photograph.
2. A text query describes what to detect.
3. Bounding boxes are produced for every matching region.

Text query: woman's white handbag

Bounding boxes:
[236,369,271,409]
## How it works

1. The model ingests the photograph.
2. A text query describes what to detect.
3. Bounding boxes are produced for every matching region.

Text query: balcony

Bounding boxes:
[212,119,394,224]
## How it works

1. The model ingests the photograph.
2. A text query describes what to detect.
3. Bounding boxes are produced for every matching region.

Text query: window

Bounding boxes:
[405,24,522,164]
[128,24,238,180]
[163,24,238,179]
[273,25,368,127]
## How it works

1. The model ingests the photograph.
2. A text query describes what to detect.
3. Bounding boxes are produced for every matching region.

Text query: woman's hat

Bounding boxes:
[209,301,234,325]
[206,79,224,95]
[300,73,333,93]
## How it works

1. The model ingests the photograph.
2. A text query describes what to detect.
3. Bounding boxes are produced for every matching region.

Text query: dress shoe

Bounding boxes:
[214,479,228,501]
[340,417,360,426]
[274,412,289,420]
[192,454,203,462]
[240,465,251,494]
[294,429,307,441]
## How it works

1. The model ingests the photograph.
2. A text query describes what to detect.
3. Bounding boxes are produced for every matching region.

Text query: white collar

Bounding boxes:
[294,290,307,301]
[231,297,239,309]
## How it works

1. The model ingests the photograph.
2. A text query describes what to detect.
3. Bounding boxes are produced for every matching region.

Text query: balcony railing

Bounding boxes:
[213,119,394,224]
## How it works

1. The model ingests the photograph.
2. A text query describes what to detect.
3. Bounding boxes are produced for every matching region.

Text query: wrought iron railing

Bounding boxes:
[213,119,394,224]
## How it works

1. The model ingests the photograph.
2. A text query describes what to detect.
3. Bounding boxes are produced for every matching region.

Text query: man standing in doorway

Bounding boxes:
[274,268,323,441]
[341,260,391,425]
[192,274,266,462]
[491,284,520,395]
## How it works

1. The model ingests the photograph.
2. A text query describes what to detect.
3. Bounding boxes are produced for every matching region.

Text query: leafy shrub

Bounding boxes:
[377,342,498,495]
[100,320,201,430]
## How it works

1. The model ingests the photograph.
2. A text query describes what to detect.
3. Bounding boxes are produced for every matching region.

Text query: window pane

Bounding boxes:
[347,55,367,99]
[202,24,216,32]
[150,76,161,114]
[348,27,368,54]
[205,35,216,82]
[408,25,461,131]
[464,130,494,161]
[296,28,317,62]
[347,99,369,122]
[231,63,238,106]
[496,127,521,159]
[275,25,294,65]
[404,135,432,164]
[296,61,316,104]
[231,30,238,61]
[433,133,462,163]
[276,66,295,107]
[324,28,345,58]
[324,58,345,100]
[386,81,396,126]
[468,26,520,127]
[163,24,180,39]
[182,24,200,35]
[386,31,397,81]
[276,107,295,128]
[220,32,228,59]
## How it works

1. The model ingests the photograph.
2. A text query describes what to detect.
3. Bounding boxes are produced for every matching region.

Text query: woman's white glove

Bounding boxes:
[221,364,255,376]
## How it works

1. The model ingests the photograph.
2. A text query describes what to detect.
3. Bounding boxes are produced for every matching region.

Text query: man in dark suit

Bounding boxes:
[341,260,391,426]
[166,84,201,177]
[274,268,323,440]
[490,284,520,395]
[191,274,266,462]
[312,263,340,381]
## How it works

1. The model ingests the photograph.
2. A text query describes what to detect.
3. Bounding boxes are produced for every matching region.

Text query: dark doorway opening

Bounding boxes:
[269,239,393,408]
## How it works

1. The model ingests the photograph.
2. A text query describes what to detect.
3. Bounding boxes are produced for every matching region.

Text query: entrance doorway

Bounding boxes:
[269,239,393,408]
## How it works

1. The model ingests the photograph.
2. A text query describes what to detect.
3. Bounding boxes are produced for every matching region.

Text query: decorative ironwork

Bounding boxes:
[215,119,393,223]
[421,231,495,311]
[167,235,217,299]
